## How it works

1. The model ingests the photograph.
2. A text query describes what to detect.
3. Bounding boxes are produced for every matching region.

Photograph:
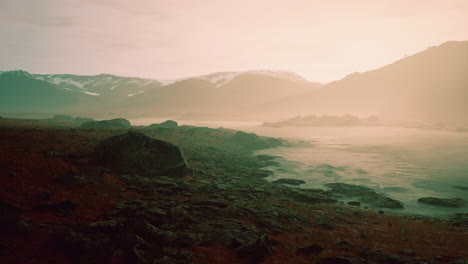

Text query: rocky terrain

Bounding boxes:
[0,117,467,264]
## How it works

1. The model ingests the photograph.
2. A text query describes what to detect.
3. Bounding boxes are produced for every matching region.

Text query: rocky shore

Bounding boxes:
[0,117,467,264]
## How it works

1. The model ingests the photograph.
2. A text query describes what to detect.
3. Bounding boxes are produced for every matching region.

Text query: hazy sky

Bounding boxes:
[1,0,467,82]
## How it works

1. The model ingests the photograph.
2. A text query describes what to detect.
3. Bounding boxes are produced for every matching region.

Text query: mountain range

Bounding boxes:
[0,40,467,124]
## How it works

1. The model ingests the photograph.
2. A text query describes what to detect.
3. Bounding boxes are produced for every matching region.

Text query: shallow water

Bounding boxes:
[132,118,468,217]
[248,126,468,217]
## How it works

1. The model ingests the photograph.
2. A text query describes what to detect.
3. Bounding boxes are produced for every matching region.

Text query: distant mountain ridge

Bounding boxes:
[0,69,321,116]
[0,70,79,112]
[261,40,468,124]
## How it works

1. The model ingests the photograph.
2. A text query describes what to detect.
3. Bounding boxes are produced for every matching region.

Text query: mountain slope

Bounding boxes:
[268,41,468,123]
[123,70,321,118]
[0,70,79,112]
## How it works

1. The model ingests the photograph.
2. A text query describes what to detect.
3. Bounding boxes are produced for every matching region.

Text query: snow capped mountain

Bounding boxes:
[185,70,311,88]
[1,69,321,118]
[33,73,164,97]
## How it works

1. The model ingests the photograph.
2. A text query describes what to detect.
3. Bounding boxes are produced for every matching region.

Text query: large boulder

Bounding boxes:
[81,118,131,129]
[93,131,191,177]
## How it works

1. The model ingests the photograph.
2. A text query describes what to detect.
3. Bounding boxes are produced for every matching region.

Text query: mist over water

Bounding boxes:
[133,118,468,217]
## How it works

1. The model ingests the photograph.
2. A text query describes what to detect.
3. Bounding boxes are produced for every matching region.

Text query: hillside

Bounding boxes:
[123,71,321,119]
[0,70,79,112]
[265,41,468,124]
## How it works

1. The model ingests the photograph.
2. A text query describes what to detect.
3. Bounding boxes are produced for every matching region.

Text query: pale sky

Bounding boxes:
[1,0,467,83]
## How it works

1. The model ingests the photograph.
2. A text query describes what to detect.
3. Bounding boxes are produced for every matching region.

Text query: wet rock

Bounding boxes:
[355,169,368,174]
[418,197,466,208]
[453,185,468,191]
[93,132,191,177]
[317,164,346,171]
[296,244,324,256]
[81,118,131,129]
[325,183,404,209]
[272,178,306,185]
[284,188,337,204]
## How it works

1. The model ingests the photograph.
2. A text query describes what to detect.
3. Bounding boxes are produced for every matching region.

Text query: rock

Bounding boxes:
[272,178,306,185]
[86,220,121,233]
[54,174,86,187]
[418,197,466,208]
[81,118,131,129]
[227,131,277,150]
[32,192,50,201]
[43,149,60,157]
[93,132,191,177]
[256,155,279,161]
[397,249,416,257]
[347,201,361,206]
[250,169,273,178]
[236,233,274,261]
[450,213,468,227]
[0,201,23,215]
[319,256,354,264]
[296,244,324,256]
[283,188,337,204]
[148,120,178,128]
[0,201,23,233]
[453,185,468,191]
[325,183,404,209]
[35,201,78,214]
[317,164,346,171]
[360,251,404,264]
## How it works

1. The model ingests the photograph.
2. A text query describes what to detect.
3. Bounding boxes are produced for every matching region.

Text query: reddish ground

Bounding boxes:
[0,118,467,264]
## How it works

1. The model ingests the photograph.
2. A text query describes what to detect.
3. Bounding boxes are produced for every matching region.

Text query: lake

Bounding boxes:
[132,118,468,217]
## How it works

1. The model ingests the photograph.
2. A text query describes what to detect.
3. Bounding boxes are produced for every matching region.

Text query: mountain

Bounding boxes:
[0,70,79,112]
[122,70,321,119]
[0,69,321,118]
[266,41,468,124]
[33,73,164,99]
[31,73,165,113]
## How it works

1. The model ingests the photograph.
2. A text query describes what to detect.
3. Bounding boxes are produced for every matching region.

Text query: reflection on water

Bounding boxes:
[132,118,468,217]
[249,126,468,217]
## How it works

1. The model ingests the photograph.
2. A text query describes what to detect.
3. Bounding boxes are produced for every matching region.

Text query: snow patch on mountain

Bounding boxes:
[82,91,100,96]
[194,70,309,88]
[128,91,144,97]
[197,72,243,88]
